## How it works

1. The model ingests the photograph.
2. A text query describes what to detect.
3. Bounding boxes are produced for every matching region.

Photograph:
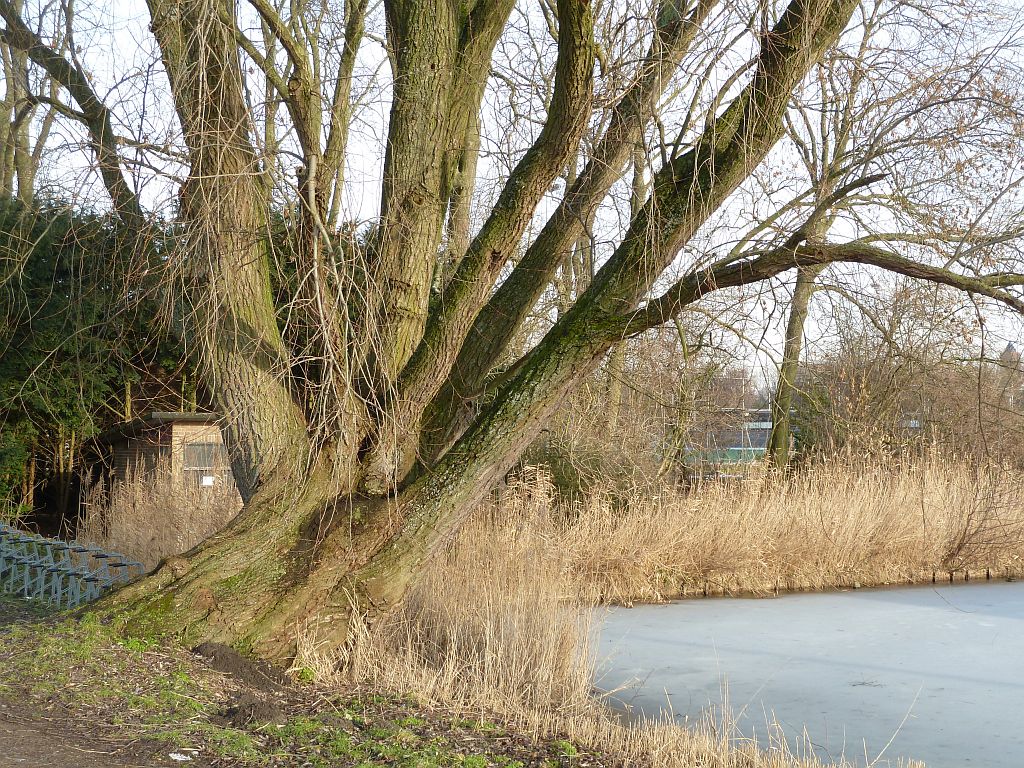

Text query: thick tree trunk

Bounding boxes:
[2,0,864,668]
[110,280,613,664]
[110,469,339,658]
[109,430,529,663]
[367,0,506,383]
[147,0,316,500]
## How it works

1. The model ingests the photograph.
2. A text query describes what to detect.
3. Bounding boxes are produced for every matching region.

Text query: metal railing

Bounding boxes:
[0,524,144,608]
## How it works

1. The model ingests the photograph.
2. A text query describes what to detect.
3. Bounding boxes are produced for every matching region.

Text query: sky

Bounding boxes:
[10,0,1024,389]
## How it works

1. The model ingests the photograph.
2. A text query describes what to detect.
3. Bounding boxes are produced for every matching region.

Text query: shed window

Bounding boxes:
[183,442,225,471]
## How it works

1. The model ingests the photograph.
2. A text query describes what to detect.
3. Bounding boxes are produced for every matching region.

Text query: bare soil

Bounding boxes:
[192,642,289,693]
[0,597,197,767]
[0,712,199,768]
[0,716,128,767]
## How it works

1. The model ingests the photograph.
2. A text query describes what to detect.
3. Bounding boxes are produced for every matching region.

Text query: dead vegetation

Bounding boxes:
[556,453,1024,602]
[60,452,1024,766]
[78,462,242,568]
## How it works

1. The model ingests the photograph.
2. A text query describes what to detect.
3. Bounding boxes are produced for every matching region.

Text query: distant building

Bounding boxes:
[683,407,777,470]
[1000,342,1021,369]
[89,411,233,489]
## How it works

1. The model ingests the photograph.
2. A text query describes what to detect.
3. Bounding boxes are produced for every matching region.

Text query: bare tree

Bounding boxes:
[0,0,63,203]
[756,0,1024,464]
[3,0,1024,661]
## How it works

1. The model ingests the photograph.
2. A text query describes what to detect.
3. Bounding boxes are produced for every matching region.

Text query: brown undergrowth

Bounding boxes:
[79,462,242,569]
[330,454,1023,767]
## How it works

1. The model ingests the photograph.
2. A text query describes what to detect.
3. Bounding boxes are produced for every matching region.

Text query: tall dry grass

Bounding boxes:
[561,453,1024,603]
[331,455,1024,767]
[346,481,596,723]
[79,461,242,568]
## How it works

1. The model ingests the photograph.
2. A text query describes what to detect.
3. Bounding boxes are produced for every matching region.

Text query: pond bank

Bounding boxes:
[638,566,1020,603]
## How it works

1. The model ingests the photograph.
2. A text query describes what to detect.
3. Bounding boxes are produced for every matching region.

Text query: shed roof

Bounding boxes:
[93,412,220,445]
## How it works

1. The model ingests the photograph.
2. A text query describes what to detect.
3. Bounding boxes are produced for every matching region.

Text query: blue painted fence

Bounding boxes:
[0,523,144,608]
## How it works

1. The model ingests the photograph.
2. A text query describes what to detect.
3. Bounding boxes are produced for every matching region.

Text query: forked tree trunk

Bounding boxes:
[108,0,861,664]
[1,0,866,664]
[109,369,577,663]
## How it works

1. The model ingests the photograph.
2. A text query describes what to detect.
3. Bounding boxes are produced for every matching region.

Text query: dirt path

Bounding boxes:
[0,599,104,766]
[0,599,206,768]
[0,715,208,767]
[0,717,130,767]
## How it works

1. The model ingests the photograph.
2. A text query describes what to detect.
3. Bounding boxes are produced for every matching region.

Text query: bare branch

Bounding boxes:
[0,0,142,224]
[626,241,1024,338]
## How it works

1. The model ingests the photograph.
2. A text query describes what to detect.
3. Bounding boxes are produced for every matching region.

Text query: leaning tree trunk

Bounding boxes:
[108,0,860,665]
[108,331,597,662]
[1,0,863,665]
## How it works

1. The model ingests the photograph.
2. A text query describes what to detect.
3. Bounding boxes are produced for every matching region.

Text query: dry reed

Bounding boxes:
[79,461,242,568]
[334,455,1021,767]
[561,453,1024,603]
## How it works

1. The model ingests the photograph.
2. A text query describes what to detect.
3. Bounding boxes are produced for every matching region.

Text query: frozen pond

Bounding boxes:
[597,581,1024,767]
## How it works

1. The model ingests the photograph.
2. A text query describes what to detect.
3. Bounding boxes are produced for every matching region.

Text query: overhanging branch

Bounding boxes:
[622,241,1024,339]
[415,0,860,468]
[439,0,717,399]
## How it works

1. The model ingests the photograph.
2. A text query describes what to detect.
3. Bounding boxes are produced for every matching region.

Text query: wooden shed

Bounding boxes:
[91,411,233,488]
[82,412,241,566]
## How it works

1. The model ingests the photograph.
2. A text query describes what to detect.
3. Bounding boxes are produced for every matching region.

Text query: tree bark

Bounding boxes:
[767,263,824,466]
[365,0,515,384]
[146,0,315,499]
[420,0,715,460]
[3,0,889,667]
[109,0,863,665]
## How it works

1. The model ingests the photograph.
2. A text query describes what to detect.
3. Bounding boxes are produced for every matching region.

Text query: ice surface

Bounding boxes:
[596,581,1024,767]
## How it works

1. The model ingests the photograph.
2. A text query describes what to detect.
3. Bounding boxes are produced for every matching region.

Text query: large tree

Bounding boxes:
[3,0,1024,662]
